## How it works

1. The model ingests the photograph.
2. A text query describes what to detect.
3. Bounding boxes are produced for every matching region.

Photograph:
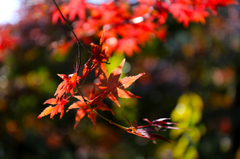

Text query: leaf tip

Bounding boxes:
[120,58,126,67]
[50,114,54,120]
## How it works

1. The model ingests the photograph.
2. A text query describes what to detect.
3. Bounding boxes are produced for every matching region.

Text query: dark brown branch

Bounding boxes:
[52,0,90,74]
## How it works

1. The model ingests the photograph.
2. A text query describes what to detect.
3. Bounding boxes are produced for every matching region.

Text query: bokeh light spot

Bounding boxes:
[175,104,186,115]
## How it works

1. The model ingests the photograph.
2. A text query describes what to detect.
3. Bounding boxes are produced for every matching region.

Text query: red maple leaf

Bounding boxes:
[190,8,209,24]
[67,0,86,21]
[117,38,140,57]
[169,3,191,27]
[52,5,68,24]
[54,72,79,98]
[67,91,114,129]
[52,0,86,24]
[38,96,69,119]
[92,58,145,107]
[67,96,93,129]
[82,30,109,78]
[122,114,179,143]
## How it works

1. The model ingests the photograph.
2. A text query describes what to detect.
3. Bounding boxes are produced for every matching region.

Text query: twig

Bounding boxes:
[52,0,128,132]
[52,0,90,74]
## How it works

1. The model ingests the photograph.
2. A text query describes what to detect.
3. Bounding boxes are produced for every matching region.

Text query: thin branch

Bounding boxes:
[52,0,78,42]
[52,0,91,74]
[53,0,129,133]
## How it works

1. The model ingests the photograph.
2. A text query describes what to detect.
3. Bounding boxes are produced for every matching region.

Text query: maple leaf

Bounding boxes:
[52,0,86,24]
[169,3,191,27]
[88,86,114,115]
[190,9,209,24]
[84,30,109,77]
[134,128,171,143]
[67,96,92,129]
[54,72,79,98]
[117,38,141,56]
[142,118,179,131]
[123,114,179,143]
[67,90,114,129]
[52,5,68,24]
[38,96,69,119]
[92,59,145,107]
[67,0,86,21]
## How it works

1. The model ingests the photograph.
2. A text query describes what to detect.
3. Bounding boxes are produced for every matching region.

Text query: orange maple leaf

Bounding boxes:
[67,96,93,129]
[190,8,209,24]
[117,38,141,57]
[38,96,69,119]
[92,58,145,107]
[54,72,79,98]
[67,92,114,129]
[83,30,109,78]
[169,3,191,27]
